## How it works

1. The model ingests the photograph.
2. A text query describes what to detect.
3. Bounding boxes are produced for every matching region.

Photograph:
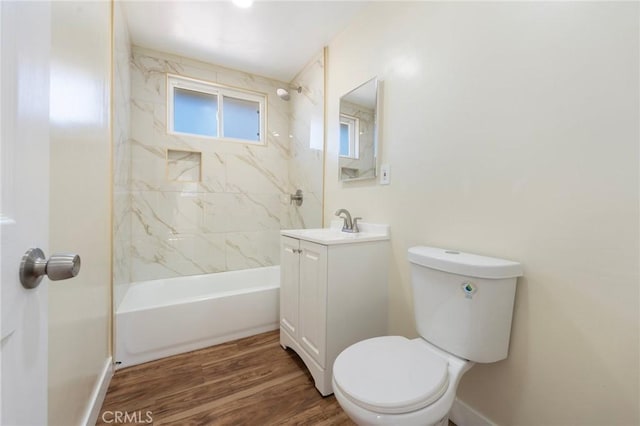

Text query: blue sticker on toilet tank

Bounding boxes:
[461,281,477,298]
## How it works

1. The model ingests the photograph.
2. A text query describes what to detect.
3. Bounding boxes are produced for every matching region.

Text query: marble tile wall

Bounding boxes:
[128,46,319,282]
[113,1,132,308]
[287,50,325,229]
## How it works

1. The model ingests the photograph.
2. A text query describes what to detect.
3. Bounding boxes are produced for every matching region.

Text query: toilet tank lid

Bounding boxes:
[408,246,523,279]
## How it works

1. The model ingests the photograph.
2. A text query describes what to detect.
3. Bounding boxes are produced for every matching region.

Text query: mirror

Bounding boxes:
[339,78,380,181]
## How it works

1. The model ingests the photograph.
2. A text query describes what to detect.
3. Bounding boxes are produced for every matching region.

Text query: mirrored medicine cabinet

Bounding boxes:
[338,77,381,182]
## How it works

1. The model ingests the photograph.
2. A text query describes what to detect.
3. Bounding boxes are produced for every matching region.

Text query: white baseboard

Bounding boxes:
[81,357,114,426]
[450,398,496,426]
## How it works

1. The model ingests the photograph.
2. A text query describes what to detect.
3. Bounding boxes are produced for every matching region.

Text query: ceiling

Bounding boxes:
[123,1,368,83]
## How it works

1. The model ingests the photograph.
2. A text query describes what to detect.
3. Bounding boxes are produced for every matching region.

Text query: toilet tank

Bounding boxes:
[408,247,523,363]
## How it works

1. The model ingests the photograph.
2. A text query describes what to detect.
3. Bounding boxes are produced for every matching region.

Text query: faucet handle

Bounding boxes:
[352,217,362,233]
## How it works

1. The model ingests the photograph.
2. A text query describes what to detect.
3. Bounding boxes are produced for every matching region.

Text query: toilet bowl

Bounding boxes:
[332,246,523,425]
[332,336,473,426]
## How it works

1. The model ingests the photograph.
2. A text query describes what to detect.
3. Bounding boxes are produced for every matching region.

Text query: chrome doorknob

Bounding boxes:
[19,248,81,289]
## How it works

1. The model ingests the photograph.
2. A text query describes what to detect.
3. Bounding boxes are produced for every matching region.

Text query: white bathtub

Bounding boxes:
[115,266,280,368]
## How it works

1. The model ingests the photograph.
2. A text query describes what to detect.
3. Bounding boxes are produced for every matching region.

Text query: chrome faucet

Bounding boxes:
[335,209,362,233]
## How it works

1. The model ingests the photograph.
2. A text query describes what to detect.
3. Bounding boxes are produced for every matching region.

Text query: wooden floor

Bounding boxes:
[97,331,354,425]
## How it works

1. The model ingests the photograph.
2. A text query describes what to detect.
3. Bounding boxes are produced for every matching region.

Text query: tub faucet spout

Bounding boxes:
[335,209,359,233]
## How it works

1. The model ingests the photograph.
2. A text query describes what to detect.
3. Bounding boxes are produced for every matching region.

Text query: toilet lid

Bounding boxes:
[333,336,449,414]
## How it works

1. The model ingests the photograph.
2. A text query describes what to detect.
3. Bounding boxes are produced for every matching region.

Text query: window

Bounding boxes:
[339,114,359,159]
[168,75,266,144]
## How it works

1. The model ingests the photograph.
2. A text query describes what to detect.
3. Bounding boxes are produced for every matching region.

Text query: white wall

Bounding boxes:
[49,1,112,425]
[326,3,639,425]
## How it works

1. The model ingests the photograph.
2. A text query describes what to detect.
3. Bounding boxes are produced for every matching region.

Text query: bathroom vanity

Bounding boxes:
[279,221,390,395]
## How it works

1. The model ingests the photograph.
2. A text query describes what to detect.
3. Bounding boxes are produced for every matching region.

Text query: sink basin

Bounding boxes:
[281,220,389,245]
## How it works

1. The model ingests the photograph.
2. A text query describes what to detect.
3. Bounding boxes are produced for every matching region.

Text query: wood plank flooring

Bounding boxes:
[97,331,354,425]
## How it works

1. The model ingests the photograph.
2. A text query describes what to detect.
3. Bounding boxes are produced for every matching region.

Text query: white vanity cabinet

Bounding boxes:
[279,223,390,396]
[280,237,328,367]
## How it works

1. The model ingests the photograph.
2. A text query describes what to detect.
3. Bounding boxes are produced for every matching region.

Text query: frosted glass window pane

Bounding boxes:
[223,96,259,141]
[174,88,218,137]
[340,123,350,156]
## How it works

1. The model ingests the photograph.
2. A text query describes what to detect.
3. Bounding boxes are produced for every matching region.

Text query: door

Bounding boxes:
[1,1,52,424]
[298,240,327,367]
[280,237,300,337]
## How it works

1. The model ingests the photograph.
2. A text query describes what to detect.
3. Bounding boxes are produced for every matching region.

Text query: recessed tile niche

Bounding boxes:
[166,149,202,182]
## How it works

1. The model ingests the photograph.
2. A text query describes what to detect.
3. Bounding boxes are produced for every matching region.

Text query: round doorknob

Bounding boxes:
[19,248,81,289]
[46,253,81,281]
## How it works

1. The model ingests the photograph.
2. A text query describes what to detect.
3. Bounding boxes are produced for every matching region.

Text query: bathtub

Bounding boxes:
[115,266,280,368]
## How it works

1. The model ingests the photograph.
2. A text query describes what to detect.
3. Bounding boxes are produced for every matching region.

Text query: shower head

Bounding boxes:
[276,88,291,101]
[276,86,302,101]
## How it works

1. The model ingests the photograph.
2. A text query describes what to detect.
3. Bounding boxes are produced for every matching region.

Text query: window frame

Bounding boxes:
[339,113,360,159]
[167,74,267,145]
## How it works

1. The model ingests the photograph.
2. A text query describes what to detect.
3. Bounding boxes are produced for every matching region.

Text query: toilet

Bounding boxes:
[332,246,523,426]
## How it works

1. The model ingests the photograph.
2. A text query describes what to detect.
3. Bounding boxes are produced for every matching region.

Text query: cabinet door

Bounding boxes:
[299,240,328,367]
[280,236,300,337]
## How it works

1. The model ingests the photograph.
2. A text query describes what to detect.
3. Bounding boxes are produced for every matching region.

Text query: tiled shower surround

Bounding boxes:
[113,45,324,291]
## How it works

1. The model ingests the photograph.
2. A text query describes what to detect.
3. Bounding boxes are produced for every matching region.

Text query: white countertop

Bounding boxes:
[281,220,390,245]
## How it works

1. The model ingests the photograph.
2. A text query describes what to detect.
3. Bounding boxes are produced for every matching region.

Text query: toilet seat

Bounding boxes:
[333,336,449,414]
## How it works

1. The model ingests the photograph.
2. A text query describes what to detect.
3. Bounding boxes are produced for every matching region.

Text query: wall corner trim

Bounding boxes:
[450,398,497,426]
[81,357,114,426]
